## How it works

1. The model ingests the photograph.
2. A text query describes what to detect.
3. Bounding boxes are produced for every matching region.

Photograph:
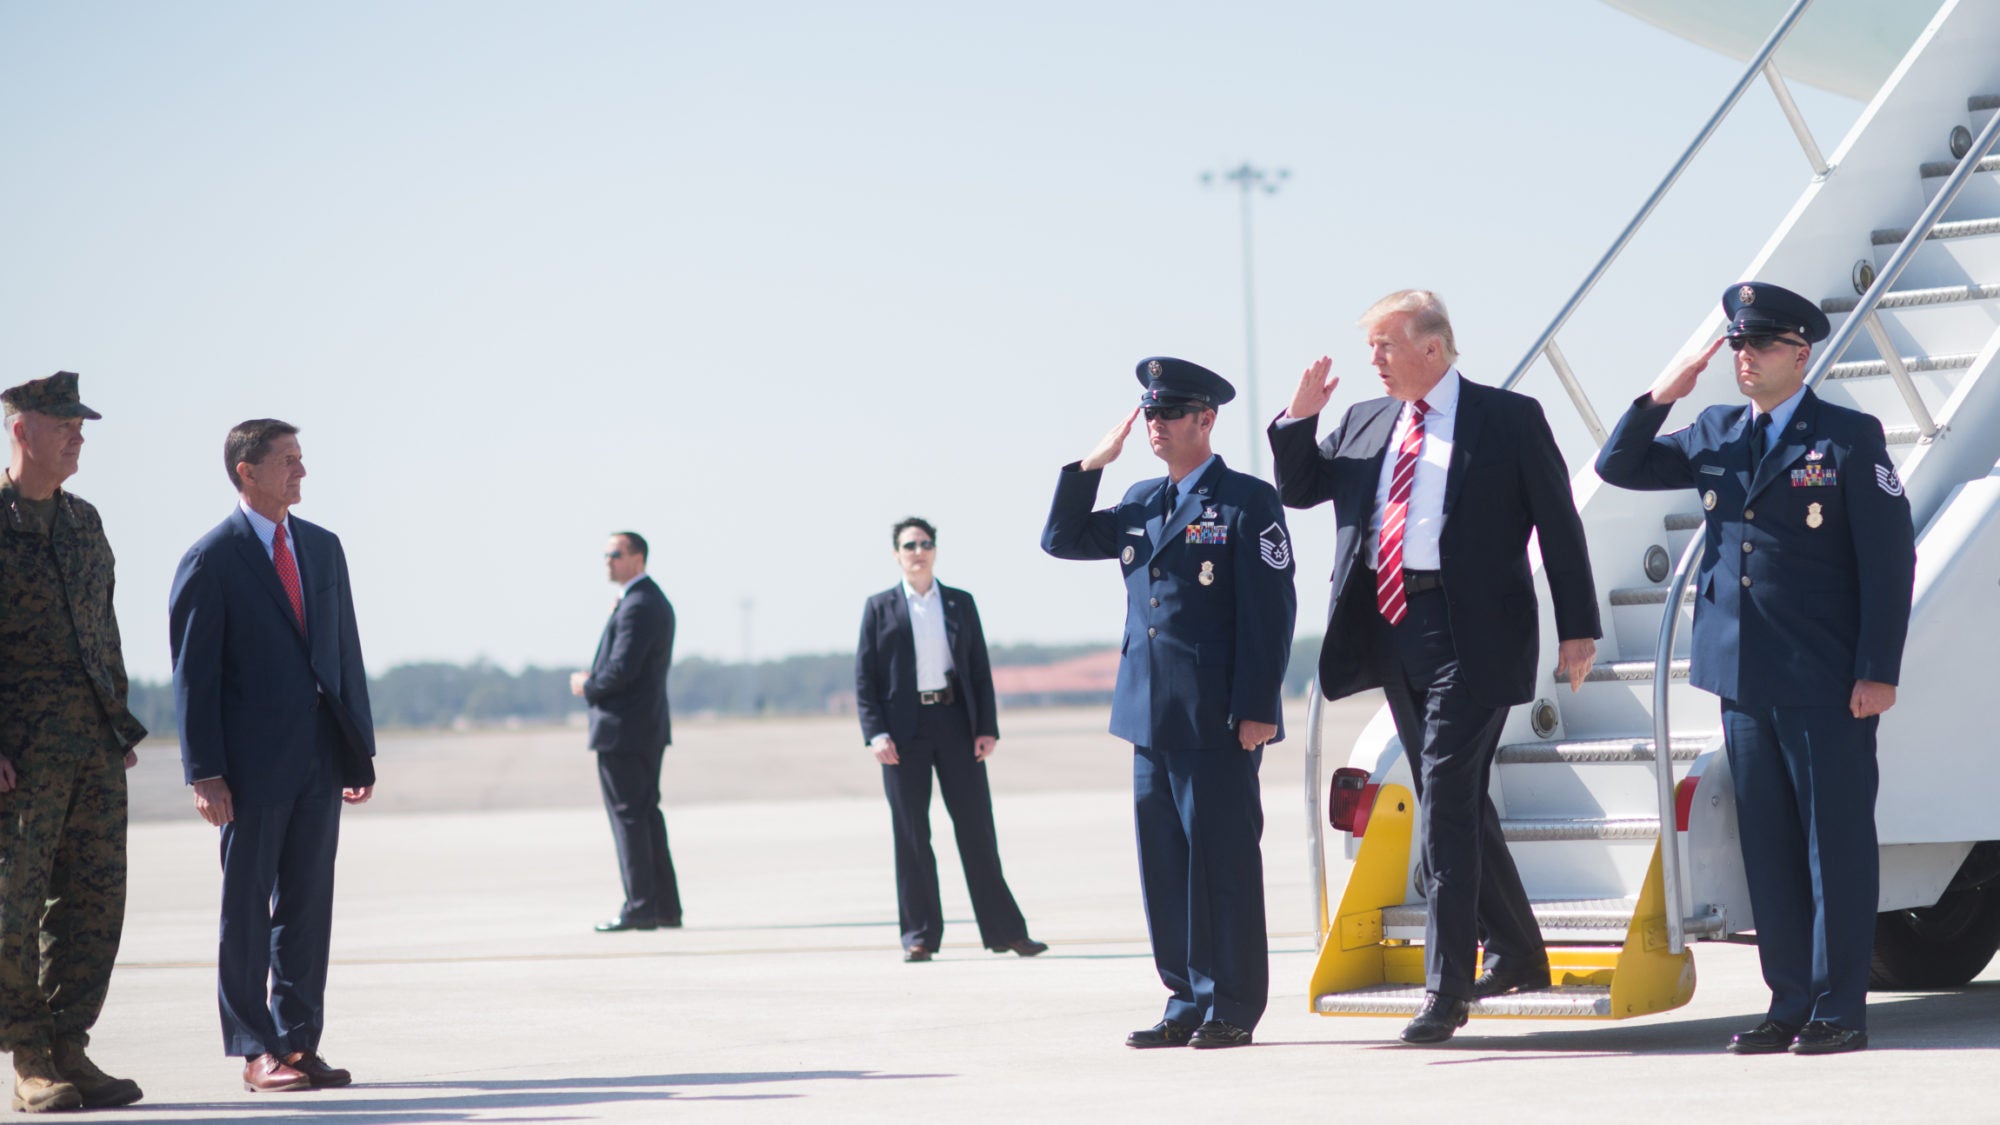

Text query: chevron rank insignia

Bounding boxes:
[1875,464,1904,496]
[1258,522,1292,569]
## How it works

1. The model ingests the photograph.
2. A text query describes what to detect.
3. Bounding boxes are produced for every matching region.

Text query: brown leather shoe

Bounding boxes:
[284,1051,352,1088]
[10,1046,83,1113]
[242,1053,312,1093]
[50,1039,143,1107]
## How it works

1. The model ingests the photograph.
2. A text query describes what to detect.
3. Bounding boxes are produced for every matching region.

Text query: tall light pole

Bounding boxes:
[1201,162,1288,476]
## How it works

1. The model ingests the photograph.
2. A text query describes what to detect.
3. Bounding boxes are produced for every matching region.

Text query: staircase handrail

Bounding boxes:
[1502,0,1823,448]
[1652,534,1705,955]
[1305,681,1330,946]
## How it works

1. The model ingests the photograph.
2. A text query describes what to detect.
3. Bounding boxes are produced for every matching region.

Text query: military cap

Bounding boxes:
[1,371,102,420]
[1134,357,1236,408]
[1721,281,1830,344]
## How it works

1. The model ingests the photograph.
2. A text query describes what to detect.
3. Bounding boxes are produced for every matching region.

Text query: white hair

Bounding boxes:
[1359,289,1458,364]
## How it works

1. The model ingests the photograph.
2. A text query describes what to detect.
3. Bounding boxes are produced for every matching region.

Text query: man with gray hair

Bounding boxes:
[0,372,148,1112]
[1269,291,1601,1044]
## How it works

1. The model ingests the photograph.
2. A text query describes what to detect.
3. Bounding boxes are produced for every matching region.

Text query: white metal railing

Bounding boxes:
[1304,683,1329,946]
[1650,536,1703,954]
[1501,0,1827,446]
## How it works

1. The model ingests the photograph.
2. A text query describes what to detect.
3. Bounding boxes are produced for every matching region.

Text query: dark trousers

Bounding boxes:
[217,787,340,1058]
[1371,583,1545,1000]
[1132,743,1267,1030]
[881,698,1026,950]
[597,745,681,924]
[1722,701,1879,1030]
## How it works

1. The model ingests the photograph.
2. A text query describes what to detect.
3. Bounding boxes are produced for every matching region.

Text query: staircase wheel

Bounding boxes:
[1869,885,2000,990]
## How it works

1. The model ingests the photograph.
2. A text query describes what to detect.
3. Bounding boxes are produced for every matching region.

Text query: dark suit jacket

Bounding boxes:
[1595,387,1914,707]
[854,582,999,747]
[1269,377,1601,708]
[169,508,377,799]
[584,575,675,755]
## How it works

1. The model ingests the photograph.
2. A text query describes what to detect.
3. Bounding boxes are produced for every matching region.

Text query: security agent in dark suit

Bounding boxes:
[855,517,1046,963]
[1043,358,1297,1050]
[1269,290,1601,1044]
[570,532,681,932]
[169,419,375,1093]
[1595,281,1915,1056]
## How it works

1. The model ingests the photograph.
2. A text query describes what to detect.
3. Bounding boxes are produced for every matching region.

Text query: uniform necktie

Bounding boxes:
[272,521,305,631]
[1750,412,1772,463]
[1377,399,1430,625]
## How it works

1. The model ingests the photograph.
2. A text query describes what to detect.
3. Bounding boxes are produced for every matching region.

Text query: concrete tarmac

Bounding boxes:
[83,700,2000,1122]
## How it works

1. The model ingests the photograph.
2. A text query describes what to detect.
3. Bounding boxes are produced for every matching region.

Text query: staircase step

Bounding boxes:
[1663,512,1702,531]
[1609,585,1693,607]
[1502,816,1660,843]
[1497,735,1705,766]
[1872,217,2000,245]
[1918,153,2000,179]
[1571,659,1689,683]
[1383,898,1637,943]
[1315,983,1613,1018]
[1821,281,2000,315]
[1824,352,1977,381]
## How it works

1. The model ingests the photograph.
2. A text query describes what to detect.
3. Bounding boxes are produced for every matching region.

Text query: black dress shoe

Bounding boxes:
[1189,1020,1253,1049]
[989,937,1049,957]
[1400,992,1471,1044]
[1790,1021,1868,1055]
[594,916,657,932]
[1727,1019,1800,1054]
[1125,1019,1196,1048]
[1472,962,1552,999]
[904,943,933,962]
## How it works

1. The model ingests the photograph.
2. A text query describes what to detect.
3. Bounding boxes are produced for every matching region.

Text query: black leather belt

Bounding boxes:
[918,684,957,706]
[1402,569,1442,595]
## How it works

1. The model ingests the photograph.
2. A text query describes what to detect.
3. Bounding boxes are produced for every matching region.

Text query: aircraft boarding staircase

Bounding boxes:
[1305,0,2000,1023]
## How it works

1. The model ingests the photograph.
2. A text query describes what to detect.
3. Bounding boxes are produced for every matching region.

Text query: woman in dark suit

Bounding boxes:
[855,516,1045,963]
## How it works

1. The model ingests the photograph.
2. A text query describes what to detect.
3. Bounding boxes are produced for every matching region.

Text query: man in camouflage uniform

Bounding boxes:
[0,372,148,1112]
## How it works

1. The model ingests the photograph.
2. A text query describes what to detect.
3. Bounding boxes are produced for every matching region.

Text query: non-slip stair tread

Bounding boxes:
[1609,585,1696,606]
[1569,659,1690,683]
[1824,352,1977,380]
[1919,154,2000,178]
[1314,983,1614,1018]
[1501,816,1660,842]
[1663,512,1703,531]
[1822,282,2000,314]
[1497,735,1706,764]
[1871,216,2000,244]
[1384,898,1637,929]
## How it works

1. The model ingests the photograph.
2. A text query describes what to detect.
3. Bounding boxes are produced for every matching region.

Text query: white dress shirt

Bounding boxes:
[1750,384,1808,456]
[903,579,954,692]
[238,498,305,630]
[1368,369,1460,571]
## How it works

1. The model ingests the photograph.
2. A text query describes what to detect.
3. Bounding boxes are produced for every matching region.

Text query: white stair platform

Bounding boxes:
[1314,983,1614,1018]
[1383,897,1636,943]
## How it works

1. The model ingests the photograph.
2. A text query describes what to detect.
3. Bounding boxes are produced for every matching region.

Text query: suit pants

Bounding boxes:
[881,698,1026,950]
[1132,743,1267,1030]
[597,745,681,924]
[217,782,340,1058]
[1722,701,1879,1030]
[1371,584,1544,999]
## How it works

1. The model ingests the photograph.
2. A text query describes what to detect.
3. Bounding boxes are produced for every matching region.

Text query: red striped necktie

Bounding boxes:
[273,522,305,631]
[1376,399,1431,625]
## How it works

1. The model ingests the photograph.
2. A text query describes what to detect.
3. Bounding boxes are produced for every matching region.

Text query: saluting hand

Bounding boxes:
[1080,407,1141,471]
[1647,338,1725,405]
[1851,680,1896,719]
[1556,637,1597,693]
[0,754,16,793]
[1287,356,1340,420]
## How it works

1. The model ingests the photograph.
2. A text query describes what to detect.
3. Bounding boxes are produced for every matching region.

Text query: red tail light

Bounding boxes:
[1674,775,1699,832]
[1329,768,1380,837]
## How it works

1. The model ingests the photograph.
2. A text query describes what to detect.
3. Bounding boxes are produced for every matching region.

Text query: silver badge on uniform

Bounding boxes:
[1199,560,1215,586]
[1702,489,1717,511]
[1739,285,1757,306]
[1121,545,1136,565]
[1805,448,1824,461]
[1807,502,1824,529]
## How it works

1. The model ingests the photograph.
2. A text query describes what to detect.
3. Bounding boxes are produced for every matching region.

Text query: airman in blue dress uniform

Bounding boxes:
[1042,358,1297,1050]
[1595,281,1916,1056]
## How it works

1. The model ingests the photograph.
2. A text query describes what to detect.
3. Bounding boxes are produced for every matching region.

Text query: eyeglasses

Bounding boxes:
[1727,334,1808,352]
[1143,404,1204,421]
[898,540,934,552]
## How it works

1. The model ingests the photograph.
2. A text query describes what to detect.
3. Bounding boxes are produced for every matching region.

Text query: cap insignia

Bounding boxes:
[1739,285,1757,306]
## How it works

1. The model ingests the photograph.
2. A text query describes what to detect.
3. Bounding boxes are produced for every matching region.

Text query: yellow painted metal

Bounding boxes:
[1306,784,1415,1003]
[1607,841,1699,1018]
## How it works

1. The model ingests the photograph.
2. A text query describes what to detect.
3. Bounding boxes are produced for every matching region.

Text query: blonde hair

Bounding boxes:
[1359,289,1458,364]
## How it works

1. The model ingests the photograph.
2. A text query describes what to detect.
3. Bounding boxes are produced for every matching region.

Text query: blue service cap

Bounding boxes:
[1134,356,1235,408]
[1721,281,1830,343]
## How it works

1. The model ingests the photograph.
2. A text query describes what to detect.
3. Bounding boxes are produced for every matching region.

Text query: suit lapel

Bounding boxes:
[939,583,962,653]
[1443,378,1486,518]
[1746,389,1816,502]
[1143,478,1175,555]
[228,510,306,642]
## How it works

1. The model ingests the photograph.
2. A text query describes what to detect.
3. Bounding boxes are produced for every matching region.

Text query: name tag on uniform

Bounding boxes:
[1699,465,1726,476]
[1791,466,1837,487]
[1186,522,1227,545]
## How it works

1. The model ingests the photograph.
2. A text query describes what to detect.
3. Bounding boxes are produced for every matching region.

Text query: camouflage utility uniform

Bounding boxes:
[0,471,147,1055]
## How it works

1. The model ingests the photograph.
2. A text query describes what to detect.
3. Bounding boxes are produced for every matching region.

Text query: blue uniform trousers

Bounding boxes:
[1721,701,1879,1030]
[1132,744,1267,1030]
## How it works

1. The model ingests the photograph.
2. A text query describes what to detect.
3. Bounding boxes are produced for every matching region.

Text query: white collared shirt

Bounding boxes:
[1750,384,1808,453]
[620,572,648,597]
[902,579,954,692]
[1367,368,1461,571]
[238,498,305,630]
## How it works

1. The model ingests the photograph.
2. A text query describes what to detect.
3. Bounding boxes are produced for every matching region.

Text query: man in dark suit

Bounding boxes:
[1044,358,1297,1050]
[570,531,680,933]
[1596,281,1914,1056]
[855,516,1045,963]
[1269,290,1600,1044]
[169,418,376,1093]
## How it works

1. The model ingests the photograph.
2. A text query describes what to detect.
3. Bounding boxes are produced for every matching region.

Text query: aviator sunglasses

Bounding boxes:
[1143,404,1205,421]
[1727,333,1808,352]
[898,539,935,552]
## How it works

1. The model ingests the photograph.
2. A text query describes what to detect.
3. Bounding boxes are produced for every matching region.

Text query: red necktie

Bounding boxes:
[272,522,305,631]
[1376,399,1430,625]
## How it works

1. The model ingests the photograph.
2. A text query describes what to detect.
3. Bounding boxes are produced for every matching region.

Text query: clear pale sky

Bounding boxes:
[0,1,1862,682]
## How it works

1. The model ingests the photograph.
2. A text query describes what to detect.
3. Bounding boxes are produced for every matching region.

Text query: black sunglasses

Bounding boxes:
[603,550,625,559]
[1143,404,1204,421]
[1727,334,1808,352]
[898,539,935,552]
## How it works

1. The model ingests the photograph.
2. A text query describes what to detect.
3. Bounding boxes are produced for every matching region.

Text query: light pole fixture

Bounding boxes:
[1201,162,1288,476]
